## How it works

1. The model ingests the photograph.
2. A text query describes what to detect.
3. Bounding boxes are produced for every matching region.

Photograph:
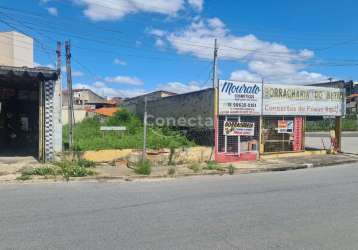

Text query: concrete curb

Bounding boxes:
[67,158,358,182]
[3,158,358,184]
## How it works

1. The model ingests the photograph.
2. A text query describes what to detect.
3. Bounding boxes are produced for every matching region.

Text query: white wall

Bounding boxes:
[0,31,33,67]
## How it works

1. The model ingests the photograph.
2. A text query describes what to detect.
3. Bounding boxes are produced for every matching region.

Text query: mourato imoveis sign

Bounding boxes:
[219,80,262,115]
[218,80,346,117]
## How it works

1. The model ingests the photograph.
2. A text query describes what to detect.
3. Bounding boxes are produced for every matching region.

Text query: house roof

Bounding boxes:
[94,107,119,117]
[0,65,58,81]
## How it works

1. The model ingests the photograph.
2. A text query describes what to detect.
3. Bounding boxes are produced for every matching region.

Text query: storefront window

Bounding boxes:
[262,117,304,153]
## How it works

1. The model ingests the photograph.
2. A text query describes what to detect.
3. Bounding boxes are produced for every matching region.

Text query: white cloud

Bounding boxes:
[74,0,186,21]
[114,58,127,66]
[187,0,203,11]
[157,81,207,94]
[93,81,105,88]
[230,69,328,84]
[149,29,167,48]
[149,29,166,37]
[230,70,261,82]
[72,70,84,77]
[60,66,84,77]
[119,88,147,98]
[104,75,144,85]
[73,82,135,98]
[155,38,166,48]
[46,7,58,16]
[34,62,55,69]
[157,17,329,85]
[74,79,209,99]
[135,40,143,47]
[73,0,204,21]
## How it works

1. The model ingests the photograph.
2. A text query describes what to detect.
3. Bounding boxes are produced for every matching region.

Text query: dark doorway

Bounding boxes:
[0,79,39,157]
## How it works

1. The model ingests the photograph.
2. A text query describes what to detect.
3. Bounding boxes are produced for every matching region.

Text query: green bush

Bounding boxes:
[306,118,358,131]
[134,160,152,175]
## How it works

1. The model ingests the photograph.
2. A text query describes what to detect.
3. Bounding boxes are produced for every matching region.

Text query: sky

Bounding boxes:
[1,0,358,98]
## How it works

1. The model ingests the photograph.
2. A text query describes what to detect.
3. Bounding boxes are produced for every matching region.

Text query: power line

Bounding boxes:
[2,6,358,64]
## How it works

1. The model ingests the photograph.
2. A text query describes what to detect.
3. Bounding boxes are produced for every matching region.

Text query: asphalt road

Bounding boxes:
[1,163,358,250]
[305,135,358,154]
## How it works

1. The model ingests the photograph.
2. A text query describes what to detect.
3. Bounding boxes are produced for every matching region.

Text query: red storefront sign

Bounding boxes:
[293,117,303,151]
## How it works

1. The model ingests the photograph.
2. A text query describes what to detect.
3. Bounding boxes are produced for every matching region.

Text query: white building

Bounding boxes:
[0,31,34,68]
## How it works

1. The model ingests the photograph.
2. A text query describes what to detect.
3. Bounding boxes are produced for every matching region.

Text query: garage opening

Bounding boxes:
[0,78,39,157]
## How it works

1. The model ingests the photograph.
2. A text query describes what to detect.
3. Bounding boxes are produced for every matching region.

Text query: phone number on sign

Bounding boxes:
[227,102,257,108]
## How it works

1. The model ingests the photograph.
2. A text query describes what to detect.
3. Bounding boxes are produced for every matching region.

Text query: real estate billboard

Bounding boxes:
[219,80,262,115]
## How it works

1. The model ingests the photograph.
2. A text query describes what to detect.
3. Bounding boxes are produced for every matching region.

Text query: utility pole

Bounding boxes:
[142,96,148,161]
[211,38,219,160]
[56,41,63,152]
[212,38,218,88]
[65,41,74,150]
[56,42,62,74]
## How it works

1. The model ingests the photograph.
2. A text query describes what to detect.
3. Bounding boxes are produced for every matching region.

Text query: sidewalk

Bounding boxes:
[233,153,358,173]
[1,153,358,183]
[94,153,358,181]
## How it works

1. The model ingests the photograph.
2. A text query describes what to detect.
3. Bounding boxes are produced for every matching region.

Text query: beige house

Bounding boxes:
[62,89,107,125]
[62,88,105,107]
[0,31,34,68]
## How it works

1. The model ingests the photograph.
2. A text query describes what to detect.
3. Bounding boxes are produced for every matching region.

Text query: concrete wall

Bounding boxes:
[128,88,214,129]
[121,91,176,114]
[0,31,33,68]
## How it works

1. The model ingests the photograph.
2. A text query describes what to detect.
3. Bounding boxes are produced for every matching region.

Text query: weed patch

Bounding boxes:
[19,160,96,181]
[16,174,32,181]
[204,161,223,171]
[134,160,152,175]
[228,164,235,175]
[168,167,176,176]
[63,110,194,151]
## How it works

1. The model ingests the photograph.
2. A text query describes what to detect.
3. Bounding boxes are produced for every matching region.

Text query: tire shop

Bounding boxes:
[215,80,346,163]
[0,66,61,162]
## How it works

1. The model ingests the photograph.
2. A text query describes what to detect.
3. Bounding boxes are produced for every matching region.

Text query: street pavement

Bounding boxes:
[1,163,358,249]
[305,134,358,154]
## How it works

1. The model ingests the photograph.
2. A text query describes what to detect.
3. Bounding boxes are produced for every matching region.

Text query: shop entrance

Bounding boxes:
[0,79,39,157]
[262,116,304,153]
